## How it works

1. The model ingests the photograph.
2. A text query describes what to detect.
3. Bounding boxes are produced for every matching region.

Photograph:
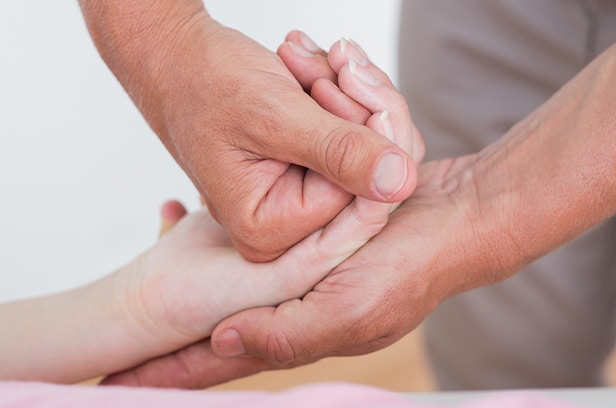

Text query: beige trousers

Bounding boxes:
[398,0,616,390]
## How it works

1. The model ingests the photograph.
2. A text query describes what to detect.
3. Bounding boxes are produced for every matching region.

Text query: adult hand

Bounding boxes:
[103,35,616,390]
[279,31,425,165]
[109,188,394,374]
[0,179,395,384]
[78,1,417,261]
[100,156,481,388]
[99,33,423,384]
[100,33,432,388]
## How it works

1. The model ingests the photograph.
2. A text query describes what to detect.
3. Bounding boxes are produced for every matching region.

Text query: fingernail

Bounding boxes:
[298,31,321,53]
[374,153,408,199]
[215,329,246,357]
[349,59,380,86]
[379,111,396,144]
[340,37,369,66]
[349,39,370,60]
[287,41,314,58]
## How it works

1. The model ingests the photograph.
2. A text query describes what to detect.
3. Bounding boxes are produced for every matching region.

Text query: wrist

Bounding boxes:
[392,155,521,303]
[0,271,143,382]
[79,0,214,137]
[112,252,198,357]
[438,44,616,296]
[441,153,523,295]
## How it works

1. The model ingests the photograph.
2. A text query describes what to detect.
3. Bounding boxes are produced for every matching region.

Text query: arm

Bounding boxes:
[0,272,135,383]
[0,202,192,383]
[458,45,616,286]
[101,38,616,388]
[0,46,415,380]
[0,194,392,383]
[77,0,416,261]
[214,39,616,368]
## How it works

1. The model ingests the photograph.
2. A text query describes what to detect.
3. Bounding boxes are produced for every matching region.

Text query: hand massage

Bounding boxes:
[1,1,615,407]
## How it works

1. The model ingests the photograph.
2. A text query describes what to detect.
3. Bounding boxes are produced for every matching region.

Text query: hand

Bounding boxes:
[79,2,417,261]
[100,159,479,389]
[99,32,424,383]
[279,31,425,165]
[105,35,616,389]
[113,186,396,369]
[0,141,400,385]
[100,33,433,388]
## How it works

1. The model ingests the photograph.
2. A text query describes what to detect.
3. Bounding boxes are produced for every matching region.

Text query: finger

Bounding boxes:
[210,284,400,363]
[274,107,416,203]
[158,200,188,237]
[280,40,421,191]
[270,39,416,203]
[311,78,371,124]
[284,30,328,58]
[258,194,390,303]
[231,163,353,262]
[328,38,393,86]
[326,37,425,162]
[100,339,269,389]
[211,204,432,364]
[277,30,335,92]
[338,60,425,163]
[258,107,403,305]
[206,108,414,260]
[279,32,371,124]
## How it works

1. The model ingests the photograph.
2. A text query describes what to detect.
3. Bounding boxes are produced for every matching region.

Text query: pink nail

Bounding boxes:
[341,38,369,66]
[374,153,408,199]
[215,329,246,357]
[349,59,380,86]
[287,41,314,58]
[298,31,321,53]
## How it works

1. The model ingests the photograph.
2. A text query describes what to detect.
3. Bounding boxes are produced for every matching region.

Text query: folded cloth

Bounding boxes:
[0,381,581,408]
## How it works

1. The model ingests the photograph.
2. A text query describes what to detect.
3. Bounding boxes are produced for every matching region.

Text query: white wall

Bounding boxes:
[0,1,400,302]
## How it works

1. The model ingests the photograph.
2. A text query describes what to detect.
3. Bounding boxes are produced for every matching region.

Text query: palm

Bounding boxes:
[136,209,244,340]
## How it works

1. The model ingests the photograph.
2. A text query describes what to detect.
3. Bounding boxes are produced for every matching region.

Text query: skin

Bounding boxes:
[0,34,416,381]
[100,34,427,387]
[0,178,398,383]
[77,0,417,262]
[102,35,616,389]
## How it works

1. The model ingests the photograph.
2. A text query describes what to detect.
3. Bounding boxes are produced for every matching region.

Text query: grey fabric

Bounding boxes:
[398,0,616,390]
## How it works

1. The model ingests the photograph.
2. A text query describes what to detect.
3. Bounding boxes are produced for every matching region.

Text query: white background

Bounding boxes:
[0,1,400,302]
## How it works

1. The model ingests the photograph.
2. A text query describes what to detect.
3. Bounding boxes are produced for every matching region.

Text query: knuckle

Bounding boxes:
[263,331,298,366]
[230,215,289,262]
[320,128,364,183]
[338,283,405,342]
[232,231,283,263]
[223,200,274,258]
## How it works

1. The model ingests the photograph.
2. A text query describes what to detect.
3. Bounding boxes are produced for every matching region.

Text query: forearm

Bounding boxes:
[442,44,616,295]
[77,0,211,139]
[0,267,154,383]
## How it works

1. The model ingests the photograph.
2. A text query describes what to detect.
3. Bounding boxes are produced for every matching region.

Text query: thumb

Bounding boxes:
[270,105,416,203]
[210,290,379,365]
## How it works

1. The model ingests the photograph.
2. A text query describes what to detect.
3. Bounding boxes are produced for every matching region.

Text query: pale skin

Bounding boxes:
[0,193,393,383]
[77,0,418,262]
[102,35,616,388]
[0,37,417,382]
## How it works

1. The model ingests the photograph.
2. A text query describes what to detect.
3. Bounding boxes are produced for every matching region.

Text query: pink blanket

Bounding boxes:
[0,382,581,408]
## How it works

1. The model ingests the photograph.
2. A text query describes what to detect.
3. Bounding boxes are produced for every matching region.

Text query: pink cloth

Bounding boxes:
[0,382,581,408]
